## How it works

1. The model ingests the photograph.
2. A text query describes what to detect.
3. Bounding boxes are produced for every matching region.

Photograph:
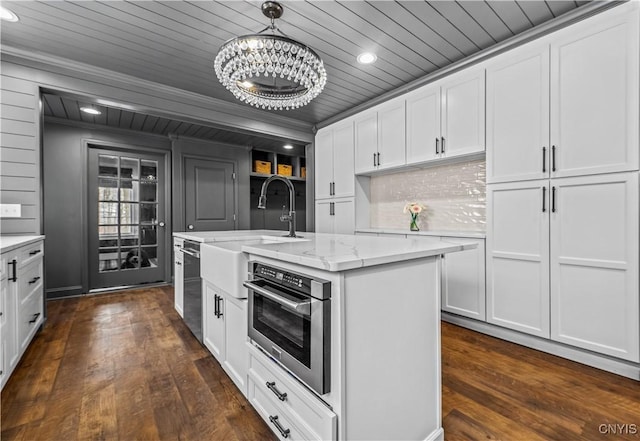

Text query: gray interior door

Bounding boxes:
[88,147,167,289]
[184,157,236,231]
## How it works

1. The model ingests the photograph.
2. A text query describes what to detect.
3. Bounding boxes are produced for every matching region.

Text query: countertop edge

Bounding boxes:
[356,228,486,239]
[0,235,45,254]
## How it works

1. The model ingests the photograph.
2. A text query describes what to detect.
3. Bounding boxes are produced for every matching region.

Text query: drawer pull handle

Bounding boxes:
[29,250,41,256]
[9,260,17,282]
[269,415,290,439]
[29,312,41,324]
[29,276,41,285]
[266,381,288,401]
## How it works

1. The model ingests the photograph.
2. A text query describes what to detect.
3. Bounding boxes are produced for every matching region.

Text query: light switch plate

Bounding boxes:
[0,204,21,218]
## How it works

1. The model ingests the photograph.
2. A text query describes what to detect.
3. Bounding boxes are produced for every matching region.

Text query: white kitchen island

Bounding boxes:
[173,230,475,441]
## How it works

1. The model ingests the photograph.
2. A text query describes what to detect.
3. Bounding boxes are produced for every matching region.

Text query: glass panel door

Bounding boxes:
[89,147,166,289]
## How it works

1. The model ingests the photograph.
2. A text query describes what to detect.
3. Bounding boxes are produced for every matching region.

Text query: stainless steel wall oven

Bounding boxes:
[244,262,331,395]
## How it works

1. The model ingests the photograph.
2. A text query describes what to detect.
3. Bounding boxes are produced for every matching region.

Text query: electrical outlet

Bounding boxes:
[0,204,21,218]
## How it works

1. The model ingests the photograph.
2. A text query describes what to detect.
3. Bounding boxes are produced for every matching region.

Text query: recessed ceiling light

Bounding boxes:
[283,144,294,150]
[0,6,19,22]
[357,52,377,65]
[80,107,101,115]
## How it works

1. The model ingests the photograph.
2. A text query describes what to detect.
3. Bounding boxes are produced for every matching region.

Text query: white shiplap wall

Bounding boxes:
[0,73,40,234]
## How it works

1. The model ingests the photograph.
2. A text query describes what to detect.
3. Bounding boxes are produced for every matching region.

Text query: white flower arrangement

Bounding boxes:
[403,202,426,231]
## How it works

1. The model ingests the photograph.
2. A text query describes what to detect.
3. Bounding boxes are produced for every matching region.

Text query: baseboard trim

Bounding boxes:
[442,312,640,381]
[46,286,84,299]
[425,427,444,441]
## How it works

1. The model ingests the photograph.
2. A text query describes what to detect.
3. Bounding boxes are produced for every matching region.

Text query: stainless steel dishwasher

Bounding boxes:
[181,240,203,342]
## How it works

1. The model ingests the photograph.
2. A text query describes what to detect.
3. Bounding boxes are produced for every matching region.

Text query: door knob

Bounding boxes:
[188,224,194,230]
[158,221,165,227]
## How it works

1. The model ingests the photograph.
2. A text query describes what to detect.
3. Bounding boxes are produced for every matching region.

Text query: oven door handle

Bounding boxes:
[180,248,200,258]
[243,281,311,315]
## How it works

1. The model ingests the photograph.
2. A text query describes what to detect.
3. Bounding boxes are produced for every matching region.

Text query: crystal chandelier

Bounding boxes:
[214,1,327,111]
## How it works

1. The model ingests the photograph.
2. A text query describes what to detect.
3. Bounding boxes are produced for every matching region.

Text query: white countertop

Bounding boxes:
[0,235,45,254]
[173,229,287,243]
[241,232,475,272]
[356,228,486,239]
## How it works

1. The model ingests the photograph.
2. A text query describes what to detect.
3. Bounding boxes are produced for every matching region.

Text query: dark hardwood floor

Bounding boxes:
[2,286,639,440]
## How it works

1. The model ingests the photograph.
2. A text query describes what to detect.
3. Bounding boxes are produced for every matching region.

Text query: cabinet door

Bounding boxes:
[550,173,639,361]
[333,199,355,235]
[406,84,441,164]
[354,112,378,174]
[174,255,184,318]
[332,121,355,198]
[315,201,333,234]
[223,295,248,394]
[377,99,406,170]
[441,237,486,321]
[315,128,334,200]
[204,283,225,361]
[550,6,639,177]
[486,43,550,183]
[486,180,550,337]
[440,68,485,158]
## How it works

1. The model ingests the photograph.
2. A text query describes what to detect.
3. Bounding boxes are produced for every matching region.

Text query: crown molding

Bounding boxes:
[2,46,314,142]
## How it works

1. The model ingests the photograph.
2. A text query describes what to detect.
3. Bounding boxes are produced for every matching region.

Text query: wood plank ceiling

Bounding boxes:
[2,1,590,143]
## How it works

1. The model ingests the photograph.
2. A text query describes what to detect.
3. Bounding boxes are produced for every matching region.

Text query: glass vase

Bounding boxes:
[410,214,419,231]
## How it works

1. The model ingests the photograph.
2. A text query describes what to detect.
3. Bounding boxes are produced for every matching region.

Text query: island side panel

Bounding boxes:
[342,257,442,441]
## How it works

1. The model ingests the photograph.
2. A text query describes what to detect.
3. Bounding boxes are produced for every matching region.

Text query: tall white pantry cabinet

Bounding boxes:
[486,3,640,362]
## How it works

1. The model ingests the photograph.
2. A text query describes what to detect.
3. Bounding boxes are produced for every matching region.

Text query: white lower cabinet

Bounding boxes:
[203,280,248,394]
[1,238,44,391]
[487,180,550,337]
[248,344,337,441]
[440,237,486,321]
[487,172,639,361]
[550,173,639,362]
[173,238,184,317]
[315,198,354,234]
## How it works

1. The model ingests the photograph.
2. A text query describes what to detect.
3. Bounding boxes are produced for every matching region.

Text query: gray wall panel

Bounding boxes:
[42,121,171,298]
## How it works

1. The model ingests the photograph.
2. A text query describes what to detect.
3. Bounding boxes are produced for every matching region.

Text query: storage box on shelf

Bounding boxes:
[250,149,306,181]
[1,237,45,391]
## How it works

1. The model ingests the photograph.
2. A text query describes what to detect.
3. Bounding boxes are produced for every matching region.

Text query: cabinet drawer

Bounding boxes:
[18,260,43,303]
[18,242,44,268]
[248,376,310,441]
[18,289,43,352]
[248,346,337,441]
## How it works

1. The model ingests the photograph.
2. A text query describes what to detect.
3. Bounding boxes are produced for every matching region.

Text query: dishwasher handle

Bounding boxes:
[243,281,311,315]
[180,248,200,258]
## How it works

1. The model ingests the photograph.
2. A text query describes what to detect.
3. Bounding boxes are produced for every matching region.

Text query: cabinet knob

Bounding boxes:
[187,224,194,230]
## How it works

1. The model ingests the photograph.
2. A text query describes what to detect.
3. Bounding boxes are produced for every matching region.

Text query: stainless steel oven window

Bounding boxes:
[253,288,312,367]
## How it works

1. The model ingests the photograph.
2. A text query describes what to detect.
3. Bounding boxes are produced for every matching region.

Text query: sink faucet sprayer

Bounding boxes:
[257,175,299,238]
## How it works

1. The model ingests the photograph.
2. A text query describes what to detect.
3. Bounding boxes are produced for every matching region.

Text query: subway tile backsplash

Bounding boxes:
[369,159,486,232]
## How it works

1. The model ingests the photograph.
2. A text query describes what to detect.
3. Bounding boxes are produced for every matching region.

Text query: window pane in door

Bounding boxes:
[141,160,157,182]
[99,202,119,225]
[99,238,118,248]
[140,204,156,223]
[120,247,140,270]
[142,246,158,267]
[120,180,139,202]
[99,247,119,272]
[120,157,139,180]
[121,237,139,247]
[99,155,119,177]
[120,203,139,225]
[140,182,157,202]
[99,178,118,201]
[141,225,157,245]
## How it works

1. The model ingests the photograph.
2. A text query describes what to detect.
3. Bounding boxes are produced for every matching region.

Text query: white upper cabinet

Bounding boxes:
[550,173,639,362]
[440,67,486,159]
[405,68,485,166]
[354,97,406,174]
[315,128,334,200]
[406,84,441,164]
[315,121,355,200]
[377,98,406,171]
[354,111,378,174]
[550,8,639,178]
[486,43,550,183]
